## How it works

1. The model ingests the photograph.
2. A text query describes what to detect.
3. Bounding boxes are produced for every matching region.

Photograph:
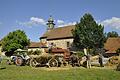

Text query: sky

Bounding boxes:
[0,0,120,42]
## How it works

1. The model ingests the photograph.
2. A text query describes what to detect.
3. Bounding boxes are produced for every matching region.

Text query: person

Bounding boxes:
[99,53,104,67]
[48,43,53,54]
[86,54,91,68]
[70,52,78,67]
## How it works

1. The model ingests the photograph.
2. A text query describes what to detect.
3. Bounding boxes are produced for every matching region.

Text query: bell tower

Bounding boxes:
[47,16,55,30]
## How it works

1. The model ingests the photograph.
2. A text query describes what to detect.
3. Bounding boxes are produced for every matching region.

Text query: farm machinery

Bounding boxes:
[7,49,30,66]
[29,48,81,67]
[7,48,81,67]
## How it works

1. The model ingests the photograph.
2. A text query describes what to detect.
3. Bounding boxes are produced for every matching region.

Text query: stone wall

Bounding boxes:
[47,38,73,49]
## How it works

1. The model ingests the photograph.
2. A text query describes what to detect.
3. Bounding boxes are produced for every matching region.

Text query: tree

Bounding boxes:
[1,30,30,56]
[107,31,119,38]
[72,13,105,68]
[72,13,105,50]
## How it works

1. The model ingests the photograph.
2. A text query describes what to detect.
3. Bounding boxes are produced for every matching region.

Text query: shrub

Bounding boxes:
[76,51,84,57]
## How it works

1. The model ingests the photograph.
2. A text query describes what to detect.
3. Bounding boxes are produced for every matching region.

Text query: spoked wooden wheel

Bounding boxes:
[48,59,58,67]
[60,59,67,67]
[30,58,38,67]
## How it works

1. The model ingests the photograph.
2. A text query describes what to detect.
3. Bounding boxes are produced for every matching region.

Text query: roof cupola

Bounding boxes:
[47,16,55,30]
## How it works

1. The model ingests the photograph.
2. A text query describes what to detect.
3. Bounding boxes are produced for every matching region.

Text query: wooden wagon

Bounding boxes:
[29,48,81,67]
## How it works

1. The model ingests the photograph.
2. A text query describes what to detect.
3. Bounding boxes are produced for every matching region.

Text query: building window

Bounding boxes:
[67,42,70,48]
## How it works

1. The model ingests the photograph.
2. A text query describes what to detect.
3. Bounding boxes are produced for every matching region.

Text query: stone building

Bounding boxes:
[104,37,120,57]
[28,42,43,51]
[40,16,75,49]
[40,16,120,55]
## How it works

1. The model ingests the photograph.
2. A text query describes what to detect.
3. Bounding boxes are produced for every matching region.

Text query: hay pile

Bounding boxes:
[106,56,119,66]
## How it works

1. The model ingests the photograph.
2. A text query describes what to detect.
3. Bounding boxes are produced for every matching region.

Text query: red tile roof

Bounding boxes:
[40,25,75,40]
[104,37,120,53]
[28,42,46,48]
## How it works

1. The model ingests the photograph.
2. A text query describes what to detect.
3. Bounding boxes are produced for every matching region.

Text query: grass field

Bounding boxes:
[0,60,120,80]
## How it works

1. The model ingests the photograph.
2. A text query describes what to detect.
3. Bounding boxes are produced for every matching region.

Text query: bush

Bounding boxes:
[76,51,84,57]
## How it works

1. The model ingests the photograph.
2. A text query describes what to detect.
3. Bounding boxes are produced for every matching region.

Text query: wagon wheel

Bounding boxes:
[30,58,38,67]
[63,59,67,66]
[15,57,24,66]
[60,59,67,67]
[48,58,58,67]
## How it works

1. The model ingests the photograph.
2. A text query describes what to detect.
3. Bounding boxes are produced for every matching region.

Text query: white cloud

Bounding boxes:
[30,17,46,25]
[57,22,76,27]
[17,17,76,28]
[55,19,76,27]
[17,21,35,27]
[17,17,46,27]
[101,17,120,29]
[57,20,65,25]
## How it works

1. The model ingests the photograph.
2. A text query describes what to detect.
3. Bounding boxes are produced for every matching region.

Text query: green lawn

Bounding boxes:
[0,60,120,80]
